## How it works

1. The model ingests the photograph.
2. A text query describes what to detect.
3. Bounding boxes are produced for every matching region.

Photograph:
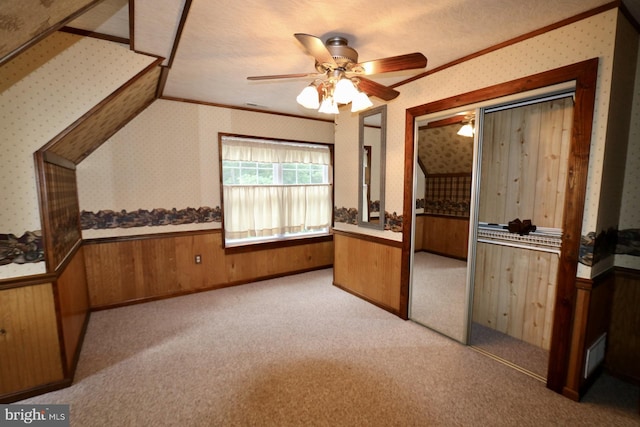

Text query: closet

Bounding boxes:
[409,92,576,374]
[469,94,574,379]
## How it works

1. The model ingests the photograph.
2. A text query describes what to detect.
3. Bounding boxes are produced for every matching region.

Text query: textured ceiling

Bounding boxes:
[67,0,638,120]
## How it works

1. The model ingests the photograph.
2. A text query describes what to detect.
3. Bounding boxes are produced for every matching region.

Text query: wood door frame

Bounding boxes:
[401,58,599,393]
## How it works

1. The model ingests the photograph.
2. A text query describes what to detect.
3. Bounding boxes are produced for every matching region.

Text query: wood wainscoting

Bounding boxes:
[83,230,334,309]
[564,267,640,401]
[415,214,469,260]
[333,230,403,314]
[0,152,92,403]
[0,246,91,403]
[605,268,640,385]
[0,282,64,397]
[56,245,91,374]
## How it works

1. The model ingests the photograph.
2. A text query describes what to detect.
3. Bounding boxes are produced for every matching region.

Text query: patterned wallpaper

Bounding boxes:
[417,124,474,175]
[2,9,636,278]
[76,99,335,239]
[615,14,640,271]
[0,31,156,279]
[334,8,622,279]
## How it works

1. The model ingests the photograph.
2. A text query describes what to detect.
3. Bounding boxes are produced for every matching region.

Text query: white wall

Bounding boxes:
[77,99,335,239]
[0,32,156,279]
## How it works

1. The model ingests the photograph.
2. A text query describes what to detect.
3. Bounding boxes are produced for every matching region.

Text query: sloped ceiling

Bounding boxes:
[44,60,162,164]
[4,0,640,120]
[418,123,474,175]
[0,0,101,62]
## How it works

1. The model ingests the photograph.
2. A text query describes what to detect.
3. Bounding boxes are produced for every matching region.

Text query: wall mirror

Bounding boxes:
[358,105,386,229]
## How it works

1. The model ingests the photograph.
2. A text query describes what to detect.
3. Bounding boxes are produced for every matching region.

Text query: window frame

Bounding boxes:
[218,133,334,250]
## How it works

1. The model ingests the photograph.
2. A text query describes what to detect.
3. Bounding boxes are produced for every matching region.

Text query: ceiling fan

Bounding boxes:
[247,33,427,112]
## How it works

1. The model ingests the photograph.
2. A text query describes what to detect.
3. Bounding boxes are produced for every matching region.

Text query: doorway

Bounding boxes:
[402,59,598,392]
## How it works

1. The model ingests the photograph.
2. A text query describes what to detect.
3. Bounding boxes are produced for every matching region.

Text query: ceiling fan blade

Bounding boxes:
[247,72,322,80]
[355,77,400,101]
[294,33,337,68]
[357,52,427,75]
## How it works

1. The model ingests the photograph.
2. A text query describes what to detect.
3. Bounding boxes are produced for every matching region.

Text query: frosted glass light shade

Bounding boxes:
[296,85,320,109]
[457,123,474,137]
[351,91,373,112]
[333,78,358,104]
[318,96,339,114]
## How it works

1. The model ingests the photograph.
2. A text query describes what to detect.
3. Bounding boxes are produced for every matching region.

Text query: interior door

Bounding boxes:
[469,94,574,380]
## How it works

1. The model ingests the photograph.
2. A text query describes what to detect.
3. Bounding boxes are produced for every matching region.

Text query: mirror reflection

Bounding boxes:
[358,105,386,229]
[410,115,474,342]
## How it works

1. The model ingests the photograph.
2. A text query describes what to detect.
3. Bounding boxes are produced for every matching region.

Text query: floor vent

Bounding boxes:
[584,332,607,379]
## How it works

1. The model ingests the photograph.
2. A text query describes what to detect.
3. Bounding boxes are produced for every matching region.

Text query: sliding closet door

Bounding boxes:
[470,95,574,379]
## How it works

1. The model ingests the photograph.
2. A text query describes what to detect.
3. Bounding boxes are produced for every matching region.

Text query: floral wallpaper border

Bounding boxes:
[333,206,402,232]
[0,231,44,265]
[2,210,638,267]
[579,228,640,266]
[80,207,222,229]
[416,198,470,217]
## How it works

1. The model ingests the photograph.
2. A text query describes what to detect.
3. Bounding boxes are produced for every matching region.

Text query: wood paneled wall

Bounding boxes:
[56,246,90,373]
[606,269,640,383]
[84,231,334,309]
[479,96,573,228]
[473,242,558,350]
[0,283,64,395]
[333,232,402,314]
[39,159,82,269]
[415,215,469,260]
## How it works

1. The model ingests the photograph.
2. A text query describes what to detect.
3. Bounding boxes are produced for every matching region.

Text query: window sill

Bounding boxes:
[223,233,333,254]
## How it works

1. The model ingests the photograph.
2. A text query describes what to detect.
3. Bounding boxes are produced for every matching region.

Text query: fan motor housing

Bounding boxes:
[316,36,358,72]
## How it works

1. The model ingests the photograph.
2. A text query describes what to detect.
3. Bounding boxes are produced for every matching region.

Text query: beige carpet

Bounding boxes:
[18,268,639,426]
[470,322,549,380]
[410,252,468,342]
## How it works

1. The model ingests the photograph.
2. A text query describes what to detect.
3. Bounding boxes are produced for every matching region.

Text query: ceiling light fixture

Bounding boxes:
[457,116,475,137]
[296,71,372,114]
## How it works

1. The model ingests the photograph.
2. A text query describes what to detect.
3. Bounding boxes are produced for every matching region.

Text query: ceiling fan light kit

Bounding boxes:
[457,116,475,137]
[297,73,372,114]
[350,89,374,112]
[296,83,321,109]
[248,33,427,115]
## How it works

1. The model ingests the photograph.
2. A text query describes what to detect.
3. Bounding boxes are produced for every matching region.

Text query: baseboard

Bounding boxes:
[332,281,400,316]
[0,378,72,404]
[92,264,333,311]
[67,310,91,376]
[561,386,580,402]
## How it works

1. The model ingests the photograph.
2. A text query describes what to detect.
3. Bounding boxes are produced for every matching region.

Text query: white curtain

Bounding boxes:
[223,185,331,239]
[222,137,330,165]
[222,136,331,240]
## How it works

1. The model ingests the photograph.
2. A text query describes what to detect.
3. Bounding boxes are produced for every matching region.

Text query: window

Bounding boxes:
[220,134,332,247]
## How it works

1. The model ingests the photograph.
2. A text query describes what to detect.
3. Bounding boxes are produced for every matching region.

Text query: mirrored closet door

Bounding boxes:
[409,114,475,343]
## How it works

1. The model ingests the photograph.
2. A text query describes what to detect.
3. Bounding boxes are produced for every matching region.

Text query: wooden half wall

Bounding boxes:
[0,281,64,398]
[415,215,469,260]
[83,232,334,309]
[333,231,403,314]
